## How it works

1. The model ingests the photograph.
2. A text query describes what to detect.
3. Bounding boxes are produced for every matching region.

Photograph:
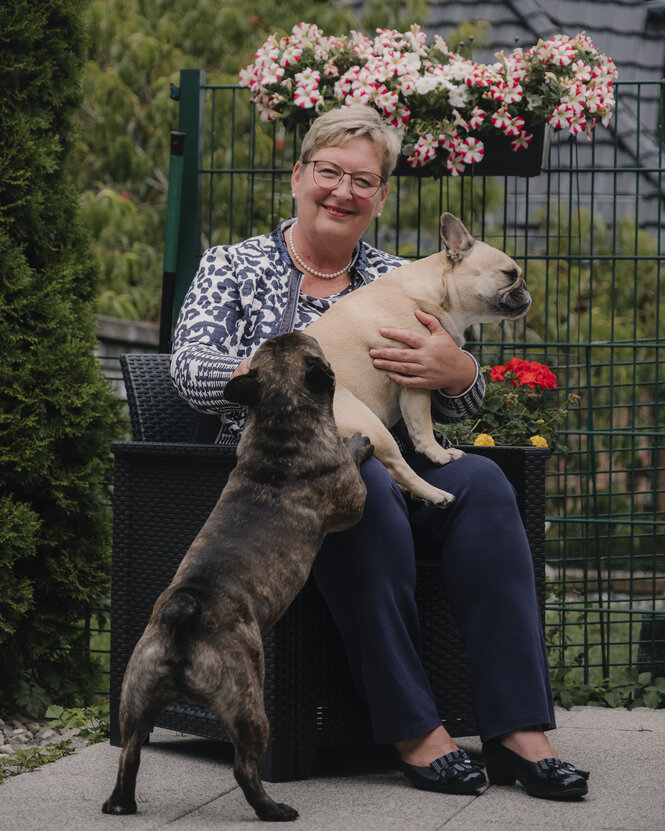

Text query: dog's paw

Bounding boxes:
[101,798,137,815]
[344,432,374,465]
[256,802,300,822]
[420,446,465,467]
[440,447,465,463]
[406,489,456,510]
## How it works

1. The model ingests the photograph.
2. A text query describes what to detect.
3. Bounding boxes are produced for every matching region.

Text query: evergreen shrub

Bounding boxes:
[0,0,123,713]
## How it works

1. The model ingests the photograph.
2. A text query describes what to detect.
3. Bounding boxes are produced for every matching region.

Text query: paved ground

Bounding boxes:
[2,706,664,830]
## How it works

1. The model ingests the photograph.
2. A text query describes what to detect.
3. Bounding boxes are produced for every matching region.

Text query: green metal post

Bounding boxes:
[159,131,186,352]
[171,69,205,337]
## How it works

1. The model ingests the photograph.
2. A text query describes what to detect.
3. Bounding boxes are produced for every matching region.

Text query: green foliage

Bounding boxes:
[0,702,109,782]
[0,0,124,712]
[550,660,665,710]
[0,741,75,782]
[46,701,110,745]
[545,603,665,710]
[74,0,445,320]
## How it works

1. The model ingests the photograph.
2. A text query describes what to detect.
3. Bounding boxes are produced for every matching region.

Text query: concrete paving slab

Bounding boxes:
[1,708,664,830]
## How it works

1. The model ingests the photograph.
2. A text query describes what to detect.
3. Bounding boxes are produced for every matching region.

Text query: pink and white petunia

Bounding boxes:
[460,137,485,164]
[502,114,525,137]
[238,65,260,91]
[280,46,302,68]
[323,60,339,78]
[373,87,400,115]
[291,22,320,42]
[551,41,576,66]
[491,108,512,130]
[511,130,533,151]
[345,87,372,106]
[293,86,322,109]
[258,63,285,86]
[572,60,592,82]
[294,67,320,87]
[446,150,467,176]
[549,103,573,130]
[468,107,486,130]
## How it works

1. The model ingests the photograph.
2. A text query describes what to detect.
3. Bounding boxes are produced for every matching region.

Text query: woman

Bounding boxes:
[171,105,589,800]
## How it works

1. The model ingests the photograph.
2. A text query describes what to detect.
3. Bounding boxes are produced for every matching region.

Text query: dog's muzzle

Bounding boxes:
[497,278,531,318]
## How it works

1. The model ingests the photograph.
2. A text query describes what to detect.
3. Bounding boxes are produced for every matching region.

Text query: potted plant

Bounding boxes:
[439,357,580,450]
[239,23,617,177]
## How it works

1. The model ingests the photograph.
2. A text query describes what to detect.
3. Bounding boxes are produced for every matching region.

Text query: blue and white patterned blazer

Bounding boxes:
[171,218,484,446]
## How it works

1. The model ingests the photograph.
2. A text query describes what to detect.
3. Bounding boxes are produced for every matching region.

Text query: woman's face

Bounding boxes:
[291,137,388,248]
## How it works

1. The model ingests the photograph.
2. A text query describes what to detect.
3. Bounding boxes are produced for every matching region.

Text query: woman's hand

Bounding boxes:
[230,357,252,379]
[369,309,476,395]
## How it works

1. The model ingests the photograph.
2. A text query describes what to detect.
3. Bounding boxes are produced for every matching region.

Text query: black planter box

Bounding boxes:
[394,124,548,179]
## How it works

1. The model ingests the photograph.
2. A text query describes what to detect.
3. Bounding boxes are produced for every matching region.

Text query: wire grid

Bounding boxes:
[105,77,661,694]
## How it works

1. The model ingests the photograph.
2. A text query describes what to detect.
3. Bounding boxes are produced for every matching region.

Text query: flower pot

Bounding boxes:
[395,124,548,179]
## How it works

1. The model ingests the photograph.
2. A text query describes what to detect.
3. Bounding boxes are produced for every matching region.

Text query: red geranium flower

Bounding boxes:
[489,357,557,390]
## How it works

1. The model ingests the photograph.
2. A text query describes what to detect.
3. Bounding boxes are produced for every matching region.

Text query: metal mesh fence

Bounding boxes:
[103,74,663,699]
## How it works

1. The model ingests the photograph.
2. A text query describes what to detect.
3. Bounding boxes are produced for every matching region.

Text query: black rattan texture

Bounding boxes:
[110,358,548,782]
[120,353,196,442]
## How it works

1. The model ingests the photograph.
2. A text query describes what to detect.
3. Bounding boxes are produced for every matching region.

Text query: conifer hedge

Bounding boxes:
[0,0,123,712]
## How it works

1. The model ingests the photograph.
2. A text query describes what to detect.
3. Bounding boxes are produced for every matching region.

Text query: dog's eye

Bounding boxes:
[502,268,520,282]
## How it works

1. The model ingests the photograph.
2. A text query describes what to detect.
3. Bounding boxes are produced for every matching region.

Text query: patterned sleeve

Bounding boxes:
[170,247,246,415]
[431,351,485,423]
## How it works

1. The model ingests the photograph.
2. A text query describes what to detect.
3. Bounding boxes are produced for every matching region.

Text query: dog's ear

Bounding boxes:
[224,370,260,406]
[440,213,475,264]
[304,355,335,395]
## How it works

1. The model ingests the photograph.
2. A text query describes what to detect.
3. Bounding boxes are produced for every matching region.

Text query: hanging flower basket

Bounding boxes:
[240,23,617,178]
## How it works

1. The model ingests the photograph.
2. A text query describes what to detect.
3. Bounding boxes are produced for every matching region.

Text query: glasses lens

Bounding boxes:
[311,161,382,196]
[312,161,344,187]
[351,173,382,195]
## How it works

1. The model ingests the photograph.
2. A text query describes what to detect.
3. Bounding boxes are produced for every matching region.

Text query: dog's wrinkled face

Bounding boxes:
[225,332,335,409]
[438,212,531,327]
[452,240,531,324]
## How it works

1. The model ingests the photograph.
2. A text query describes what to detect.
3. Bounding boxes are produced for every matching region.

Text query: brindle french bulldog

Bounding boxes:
[102,332,372,822]
[304,212,531,508]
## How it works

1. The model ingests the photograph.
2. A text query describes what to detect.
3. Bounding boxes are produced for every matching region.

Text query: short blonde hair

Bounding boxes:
[299,105,402,180]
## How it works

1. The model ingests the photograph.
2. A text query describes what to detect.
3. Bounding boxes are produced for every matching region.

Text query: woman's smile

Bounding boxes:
[320,202,356,218]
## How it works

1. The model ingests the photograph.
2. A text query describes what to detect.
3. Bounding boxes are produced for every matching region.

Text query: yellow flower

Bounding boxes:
[529,435,549,447]
[474,433,495,447]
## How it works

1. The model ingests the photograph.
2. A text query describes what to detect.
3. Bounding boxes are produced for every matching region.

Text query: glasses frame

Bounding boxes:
[305,159,386,198]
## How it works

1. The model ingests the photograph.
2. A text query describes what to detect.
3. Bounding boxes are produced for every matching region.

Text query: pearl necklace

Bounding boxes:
[288,223,354,279]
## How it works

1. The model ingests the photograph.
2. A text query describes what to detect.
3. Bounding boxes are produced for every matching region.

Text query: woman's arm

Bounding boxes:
[170,247,247,414]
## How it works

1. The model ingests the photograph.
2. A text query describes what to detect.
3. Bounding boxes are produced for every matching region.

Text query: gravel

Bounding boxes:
[0,714,88,775]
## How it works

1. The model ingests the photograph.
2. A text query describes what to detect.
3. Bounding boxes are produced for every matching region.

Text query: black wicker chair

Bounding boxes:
[109,353,548,781]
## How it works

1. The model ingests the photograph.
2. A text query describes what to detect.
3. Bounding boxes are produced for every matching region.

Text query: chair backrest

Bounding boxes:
[120,353,195,442]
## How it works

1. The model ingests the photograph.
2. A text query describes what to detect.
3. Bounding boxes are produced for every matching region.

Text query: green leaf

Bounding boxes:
[643,690,663,709]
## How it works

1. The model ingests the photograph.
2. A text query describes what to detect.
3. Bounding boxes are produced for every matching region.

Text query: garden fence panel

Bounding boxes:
[155,72,665,694]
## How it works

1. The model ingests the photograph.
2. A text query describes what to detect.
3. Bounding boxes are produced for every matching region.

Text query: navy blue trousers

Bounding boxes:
[312,452,555,745]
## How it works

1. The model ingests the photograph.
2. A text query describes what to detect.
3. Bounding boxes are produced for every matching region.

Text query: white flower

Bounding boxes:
[448,85,469,108]
[415,74,443,95]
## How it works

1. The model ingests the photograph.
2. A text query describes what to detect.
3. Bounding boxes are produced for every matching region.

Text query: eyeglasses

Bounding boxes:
[305,160,385,197]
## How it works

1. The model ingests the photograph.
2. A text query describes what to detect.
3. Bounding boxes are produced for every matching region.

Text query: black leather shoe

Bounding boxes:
[397,749,487,794]
[482,739,589,800]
